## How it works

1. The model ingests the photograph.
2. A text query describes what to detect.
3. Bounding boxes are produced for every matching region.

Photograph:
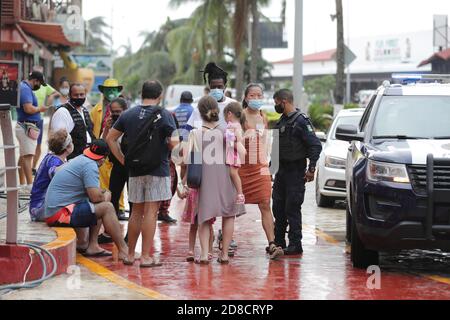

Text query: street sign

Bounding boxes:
[344,44,357,66]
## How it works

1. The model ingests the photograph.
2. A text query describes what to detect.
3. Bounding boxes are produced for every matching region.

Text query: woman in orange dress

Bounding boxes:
[239,84,284,260]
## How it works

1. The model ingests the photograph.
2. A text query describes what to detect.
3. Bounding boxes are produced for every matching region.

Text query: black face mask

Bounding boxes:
[70,98,86,108]
[33,84,41,91]
[112,114,120,122]
[275,103,285,114]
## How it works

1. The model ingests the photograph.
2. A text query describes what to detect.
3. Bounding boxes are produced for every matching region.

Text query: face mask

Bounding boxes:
[70,98,86,108]
[60,88,70,97]
[275,103,285,114]
[209,89,224,102]
[247,99,264,111]
[112,114,120,122]
[33,83,41,91]
[104,88,120,102]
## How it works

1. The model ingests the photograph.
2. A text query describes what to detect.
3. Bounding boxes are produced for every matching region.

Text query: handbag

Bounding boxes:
[186,129,202,189]
[23,122,41,141]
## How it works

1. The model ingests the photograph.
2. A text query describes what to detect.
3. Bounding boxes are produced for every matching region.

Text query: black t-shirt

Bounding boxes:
[113,105,177,177]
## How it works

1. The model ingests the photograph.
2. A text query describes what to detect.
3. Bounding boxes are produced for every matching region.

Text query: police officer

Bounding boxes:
[272,89,322,255]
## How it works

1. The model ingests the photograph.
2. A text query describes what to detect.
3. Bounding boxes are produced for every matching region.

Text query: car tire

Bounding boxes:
[316,175,335,208]
[351,210,379,269]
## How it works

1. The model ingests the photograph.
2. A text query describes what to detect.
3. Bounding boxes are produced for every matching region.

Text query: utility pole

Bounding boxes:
[335,0,345,105]
[293,0,304,110]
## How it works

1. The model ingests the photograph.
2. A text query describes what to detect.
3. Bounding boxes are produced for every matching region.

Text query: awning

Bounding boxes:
[0,24,36,53]
[0,24,53,60]
[18,20,80,47]
[418,49,450,67]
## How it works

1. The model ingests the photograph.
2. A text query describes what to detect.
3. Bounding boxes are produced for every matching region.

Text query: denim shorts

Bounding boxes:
[70,201,97,228]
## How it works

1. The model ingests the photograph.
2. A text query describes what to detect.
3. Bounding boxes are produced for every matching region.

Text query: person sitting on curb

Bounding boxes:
[43,139,128,260]
[30,129,73,222]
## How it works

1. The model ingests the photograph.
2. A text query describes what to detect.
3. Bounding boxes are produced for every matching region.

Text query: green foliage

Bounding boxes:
[344,103,360,110]
[305,76,335,105]
[308,103,334,132]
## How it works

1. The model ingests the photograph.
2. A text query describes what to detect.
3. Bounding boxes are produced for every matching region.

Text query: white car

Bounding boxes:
[316,108,365,207]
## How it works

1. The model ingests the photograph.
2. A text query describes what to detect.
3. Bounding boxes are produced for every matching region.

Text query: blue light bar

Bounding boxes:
[391,73,450,84]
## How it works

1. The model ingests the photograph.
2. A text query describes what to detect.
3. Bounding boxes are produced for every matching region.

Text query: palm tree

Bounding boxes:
[168,0,232,84]
[335,0,345,104]
[233,0,250,99]
[84,16,112,53]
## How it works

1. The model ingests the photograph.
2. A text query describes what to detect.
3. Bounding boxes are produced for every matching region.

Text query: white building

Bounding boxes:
[267,30,434,93]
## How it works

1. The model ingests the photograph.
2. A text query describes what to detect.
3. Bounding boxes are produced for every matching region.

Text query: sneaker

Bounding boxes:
[283,245,304,256]
[158,213,177,224]
[236,194,245,205]
[98,234,113,244]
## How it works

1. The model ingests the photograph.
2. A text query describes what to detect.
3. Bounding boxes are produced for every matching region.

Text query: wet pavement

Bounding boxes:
[85,183,450,300]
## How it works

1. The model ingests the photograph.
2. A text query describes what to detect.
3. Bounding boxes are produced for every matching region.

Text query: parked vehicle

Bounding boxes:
[316,108,365,207]
[337,74,450,268]
[164,85,205,110]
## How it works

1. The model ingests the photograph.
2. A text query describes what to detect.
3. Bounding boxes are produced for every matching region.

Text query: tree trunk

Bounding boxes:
[335,0,345,105]
[233,0,249,100]
[236,48,246,100]
[250,0,260,83]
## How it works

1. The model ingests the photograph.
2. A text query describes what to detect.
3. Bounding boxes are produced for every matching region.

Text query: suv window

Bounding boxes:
[372,96,450,139]
[359,95,376,132]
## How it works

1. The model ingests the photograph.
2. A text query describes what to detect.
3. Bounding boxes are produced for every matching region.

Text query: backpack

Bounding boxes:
[125,106,164,176]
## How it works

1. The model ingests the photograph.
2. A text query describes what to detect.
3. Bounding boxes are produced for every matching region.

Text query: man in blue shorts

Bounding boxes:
[44,140,128,259]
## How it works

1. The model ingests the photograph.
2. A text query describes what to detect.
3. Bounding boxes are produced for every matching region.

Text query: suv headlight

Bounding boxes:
[325,156,347,170]
[367,160,410,184]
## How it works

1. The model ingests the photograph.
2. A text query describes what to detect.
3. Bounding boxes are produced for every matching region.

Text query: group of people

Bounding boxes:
[15,61,322,267]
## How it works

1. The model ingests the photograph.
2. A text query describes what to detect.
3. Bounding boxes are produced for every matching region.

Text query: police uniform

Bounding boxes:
[272,109,322,251]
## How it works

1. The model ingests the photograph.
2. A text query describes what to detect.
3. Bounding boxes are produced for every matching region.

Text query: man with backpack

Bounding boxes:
[106,80,178,267]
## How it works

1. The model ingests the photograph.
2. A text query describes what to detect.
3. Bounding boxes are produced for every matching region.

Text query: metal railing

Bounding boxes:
[0,104,19,244]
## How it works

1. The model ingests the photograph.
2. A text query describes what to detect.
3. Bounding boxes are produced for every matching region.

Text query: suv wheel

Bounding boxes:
[351,210,379,269]
[316,173,335,208]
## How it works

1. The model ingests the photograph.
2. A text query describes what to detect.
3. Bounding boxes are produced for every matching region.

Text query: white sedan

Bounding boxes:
[316,108,365,207]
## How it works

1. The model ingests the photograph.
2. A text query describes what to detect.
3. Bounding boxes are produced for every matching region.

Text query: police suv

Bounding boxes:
[337,74,450,268]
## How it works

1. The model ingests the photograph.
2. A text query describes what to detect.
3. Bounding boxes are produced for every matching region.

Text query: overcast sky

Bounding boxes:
[83,0,450,61]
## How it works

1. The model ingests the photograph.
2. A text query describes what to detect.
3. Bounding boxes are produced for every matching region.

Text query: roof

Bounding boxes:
[273,49,337,64]
[418,48,450,67]
[19,21,80,47]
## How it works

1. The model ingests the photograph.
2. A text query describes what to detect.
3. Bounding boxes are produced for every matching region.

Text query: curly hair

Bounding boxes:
[48,130,70,156]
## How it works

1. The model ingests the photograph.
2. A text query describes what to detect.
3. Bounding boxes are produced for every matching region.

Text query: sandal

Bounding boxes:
[194,259,210,265]
[217,256,230,265]
[186,252,195,262]
[268,244,284,260]
[123,258,135,266]
[140,259,163,268]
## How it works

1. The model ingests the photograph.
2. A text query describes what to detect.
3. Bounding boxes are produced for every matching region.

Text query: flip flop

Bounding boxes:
[82,250,113,258]
[194,259,210,265]
[123,258,135,266]
[76,248,87,254]
[217,257,230,265]
[140,259,163,268]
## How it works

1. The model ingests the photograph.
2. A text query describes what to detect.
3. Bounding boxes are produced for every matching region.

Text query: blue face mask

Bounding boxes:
[247,99,264,111]
[209,89,224,102]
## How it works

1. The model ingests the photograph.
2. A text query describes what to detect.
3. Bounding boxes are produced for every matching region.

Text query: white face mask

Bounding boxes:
[60,88,70,97]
